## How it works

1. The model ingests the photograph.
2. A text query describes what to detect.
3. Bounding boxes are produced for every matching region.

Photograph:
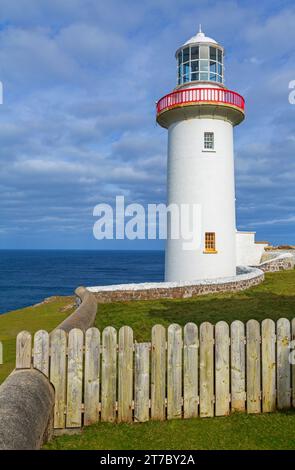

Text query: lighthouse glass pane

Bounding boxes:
[218,63,222,75]
[191,46,199,60]
[177,51,182,66]
[210,61,216,73]
[210,47,217,60]
[210,73,216,81]
[199,45,208,59]
[183,47,189,62]
[200,72,208,81]
[218,49,222,63]
[199,60,208,72]
[191,72,199,81]
[191,61,199,72]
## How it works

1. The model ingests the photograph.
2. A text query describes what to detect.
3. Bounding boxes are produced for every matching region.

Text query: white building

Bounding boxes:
[157,28,265,282]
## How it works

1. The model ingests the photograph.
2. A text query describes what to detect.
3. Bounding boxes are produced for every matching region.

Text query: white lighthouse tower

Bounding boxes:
[157,27,245,282]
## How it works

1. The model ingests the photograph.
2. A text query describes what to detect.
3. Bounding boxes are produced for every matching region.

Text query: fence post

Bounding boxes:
[101,327,117,422]
[167,324,182,419]
[246,320,261,414]
[33,330,49,377]
[66,328,84,428]
[16,331,32,369]
[151,325,166,420]
[118,326,134,423]
[0,341,3,365]
[199,322,214,417]
[261,319,276,412]
[183,323,199,418]
[134,342,150,422]
[50,328,67,429]
[277,318,291,409]
[84,327,100,426]
[215,321,230,416]
[231,320,246,412]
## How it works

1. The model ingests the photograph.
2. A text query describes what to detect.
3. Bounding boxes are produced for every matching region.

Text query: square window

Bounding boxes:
[204,132,214,150]
[191,61,199,72]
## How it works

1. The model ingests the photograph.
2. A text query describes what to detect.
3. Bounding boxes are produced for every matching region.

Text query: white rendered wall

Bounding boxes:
[165,117,237,281]
[236,232,268,266]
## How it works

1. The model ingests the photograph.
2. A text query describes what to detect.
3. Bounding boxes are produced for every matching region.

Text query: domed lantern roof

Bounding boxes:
[182,26,218,47]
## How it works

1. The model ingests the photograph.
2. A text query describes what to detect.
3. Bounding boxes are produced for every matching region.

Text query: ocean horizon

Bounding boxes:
[0,249,165,314]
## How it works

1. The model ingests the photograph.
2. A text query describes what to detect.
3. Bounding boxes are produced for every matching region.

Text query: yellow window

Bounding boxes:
[205,232,216,253]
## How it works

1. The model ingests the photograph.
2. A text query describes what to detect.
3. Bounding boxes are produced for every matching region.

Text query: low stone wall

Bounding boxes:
[254,253,295,273]
[0,369,54,450]
[88,267,264,303]
[55,286,97,333]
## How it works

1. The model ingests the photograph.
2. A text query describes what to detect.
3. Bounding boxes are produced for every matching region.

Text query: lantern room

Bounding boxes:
[175,27,224,87]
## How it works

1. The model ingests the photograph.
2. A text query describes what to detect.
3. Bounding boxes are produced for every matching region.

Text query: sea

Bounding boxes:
[0,250,165,314]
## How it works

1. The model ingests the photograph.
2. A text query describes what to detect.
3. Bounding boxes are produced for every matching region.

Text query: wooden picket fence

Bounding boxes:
[15,318,295,429]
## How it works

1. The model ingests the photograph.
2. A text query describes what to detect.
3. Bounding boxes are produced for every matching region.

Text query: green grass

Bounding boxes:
[94,270,295,341]
[45,411,295,450]
[0,296,75,384]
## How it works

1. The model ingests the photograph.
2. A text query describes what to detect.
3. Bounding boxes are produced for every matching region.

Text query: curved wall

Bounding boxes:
[165,117,236,281]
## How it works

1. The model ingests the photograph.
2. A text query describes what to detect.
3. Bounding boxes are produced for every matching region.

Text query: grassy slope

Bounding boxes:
[0,296,75,384]
[94,270,295,341]
[46,270,295,450]
[45,411,295,450]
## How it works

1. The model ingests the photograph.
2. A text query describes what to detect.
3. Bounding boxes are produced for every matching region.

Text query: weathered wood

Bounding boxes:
[292,318,295,408]
[230,320,245,412]
[50,328,67,429]
[101,326,117,422]
[215,321,230,416]
[84,327,100,426]
[66,328,84,428]
[33,330,49,377]
[199,322,214,417]
[246,320,261,414]
[167,324,182,419]
[118,326,134,423]
[134,342,150,422]
[151,324,166,420]
[16,331,32,369]
[261,319,276,412]
[183,323,198,418]
[277,318,291,409]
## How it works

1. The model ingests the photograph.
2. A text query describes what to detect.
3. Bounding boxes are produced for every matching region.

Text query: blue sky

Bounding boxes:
[0,0,294,250]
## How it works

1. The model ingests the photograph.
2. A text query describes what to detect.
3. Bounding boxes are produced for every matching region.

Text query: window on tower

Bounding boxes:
[204,232,217,253]
[204,132,214,150]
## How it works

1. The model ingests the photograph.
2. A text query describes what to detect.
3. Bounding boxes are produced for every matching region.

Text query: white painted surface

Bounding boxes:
[236,232,268,266]
[165,118,237,281]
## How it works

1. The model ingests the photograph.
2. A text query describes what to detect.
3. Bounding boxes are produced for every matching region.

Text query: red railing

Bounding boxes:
[156,87,245,115]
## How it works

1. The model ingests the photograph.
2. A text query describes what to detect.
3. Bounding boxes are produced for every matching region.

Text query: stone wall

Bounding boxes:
[89,267,264,303]
[254,253,295,273]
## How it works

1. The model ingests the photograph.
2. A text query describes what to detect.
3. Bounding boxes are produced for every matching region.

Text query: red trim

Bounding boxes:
[156,87,245,115]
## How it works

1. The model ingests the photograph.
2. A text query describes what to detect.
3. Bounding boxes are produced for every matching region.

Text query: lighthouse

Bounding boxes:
[156,27,245,282]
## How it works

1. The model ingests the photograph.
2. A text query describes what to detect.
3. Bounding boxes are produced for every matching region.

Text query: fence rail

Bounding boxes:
[16,318,295,429]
